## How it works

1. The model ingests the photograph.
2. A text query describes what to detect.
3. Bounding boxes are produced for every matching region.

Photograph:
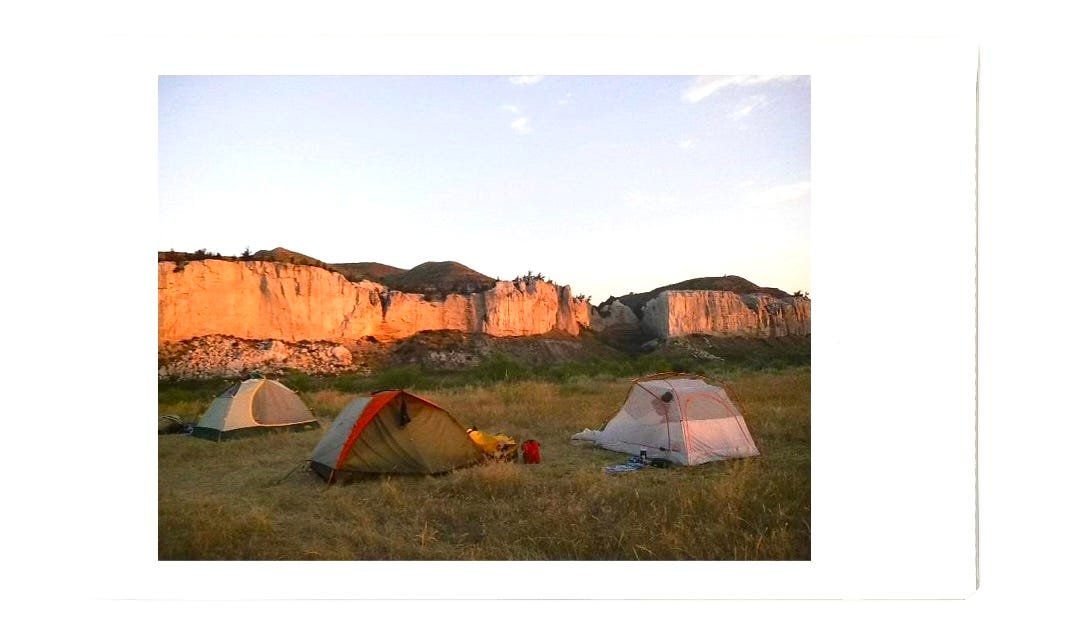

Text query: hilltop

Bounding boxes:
[609,275,797,319]
[382,261,497,296]
[157,247,337,272]
[330,261,407,284]
[332,259,497,297]
[158,248,804,307]
[250,247,332,269]
[157,248,499,297]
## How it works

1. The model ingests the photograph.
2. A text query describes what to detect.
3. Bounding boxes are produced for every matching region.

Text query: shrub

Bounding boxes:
[282,371,315,393]
[372,365,427,391]
[472,353,530,383]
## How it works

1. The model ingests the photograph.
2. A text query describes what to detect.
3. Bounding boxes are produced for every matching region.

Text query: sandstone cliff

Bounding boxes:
[158,259,809,351]
[640,290,811,338]
[158,260,590,345]
[589,300,643,334]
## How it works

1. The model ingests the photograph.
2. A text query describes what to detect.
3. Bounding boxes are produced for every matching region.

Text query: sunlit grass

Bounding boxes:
[158,367,809,560]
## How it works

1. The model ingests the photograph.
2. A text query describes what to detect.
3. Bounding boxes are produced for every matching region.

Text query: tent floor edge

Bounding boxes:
[310,461,335,483]
[191,421,320,442]
[190,426,223,442]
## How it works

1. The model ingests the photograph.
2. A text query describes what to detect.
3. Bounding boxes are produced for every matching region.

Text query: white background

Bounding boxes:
[1,2,1065,638]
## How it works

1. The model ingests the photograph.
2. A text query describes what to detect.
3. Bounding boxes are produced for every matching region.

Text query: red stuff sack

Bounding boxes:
[521,439,541,464]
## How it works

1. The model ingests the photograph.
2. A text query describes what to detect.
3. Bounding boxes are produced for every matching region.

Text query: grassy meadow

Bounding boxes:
[158,365,810,560]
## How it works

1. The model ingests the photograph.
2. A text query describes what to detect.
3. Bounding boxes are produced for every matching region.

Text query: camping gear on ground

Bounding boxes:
[157,414,190,435]
[603,453,673,474]
[603,452,675,474]
[604,462,644,474]
[604,455,648,474]
[192,376,318,441]
[309,389,484,482]
[572,373,760,466]
[521,439,541,464]
[467,428,519,461]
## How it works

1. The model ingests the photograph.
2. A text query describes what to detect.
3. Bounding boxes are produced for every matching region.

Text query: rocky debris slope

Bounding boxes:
[157,336,385,379]
[157,331,622,379]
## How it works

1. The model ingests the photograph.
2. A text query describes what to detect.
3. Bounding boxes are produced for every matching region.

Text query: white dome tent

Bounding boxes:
[573,373,760,466]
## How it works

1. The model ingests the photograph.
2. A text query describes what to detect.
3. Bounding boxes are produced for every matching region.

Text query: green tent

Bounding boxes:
[310,390,483,481]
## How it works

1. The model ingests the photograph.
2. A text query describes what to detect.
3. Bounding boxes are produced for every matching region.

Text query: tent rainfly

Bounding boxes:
[310,390,484,482]
[572,374,760,466]
[192,376,318,441]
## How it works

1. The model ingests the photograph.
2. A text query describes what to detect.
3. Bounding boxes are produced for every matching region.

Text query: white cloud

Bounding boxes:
[730,95,769,121]
[682,75,794,103]
[558,92,573,106]
[510,117,532,134]
[509,75,545,86]
[677,139,695,149]
[502,104,520,114]
[744,181,811,208]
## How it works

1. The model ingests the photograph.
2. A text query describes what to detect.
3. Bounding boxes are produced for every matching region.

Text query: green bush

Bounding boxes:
[372,365,428,391]
[472,353,530,383]
[282,371,314,393]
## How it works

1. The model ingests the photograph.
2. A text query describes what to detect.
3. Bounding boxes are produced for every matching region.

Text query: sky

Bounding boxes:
[159,75,810,303]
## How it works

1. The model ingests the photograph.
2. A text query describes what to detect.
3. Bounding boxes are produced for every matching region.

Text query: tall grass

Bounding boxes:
[158,368,809,560]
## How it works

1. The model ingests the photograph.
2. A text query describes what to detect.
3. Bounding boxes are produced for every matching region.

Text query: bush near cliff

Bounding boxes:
[159,334,809,423]
[642,335,812,370]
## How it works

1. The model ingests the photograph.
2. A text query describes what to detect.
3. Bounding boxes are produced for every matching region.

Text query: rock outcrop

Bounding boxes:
[158,260,591,345]
[589,300,643,334]
[640,290,811,338]
[157,260,810,371]
[157,335,383,379]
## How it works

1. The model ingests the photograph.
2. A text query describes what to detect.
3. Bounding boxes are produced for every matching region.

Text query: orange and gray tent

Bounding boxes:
[192,377,318,441]
[310,390,484,481]
[572,374,760,466]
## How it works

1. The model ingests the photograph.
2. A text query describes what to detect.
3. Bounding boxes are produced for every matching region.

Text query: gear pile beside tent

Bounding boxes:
[572,373,760,466]
[466,427,519,462]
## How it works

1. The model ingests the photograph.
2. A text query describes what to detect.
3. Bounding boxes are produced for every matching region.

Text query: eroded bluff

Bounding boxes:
[158,260,811,346]
[158,260,591,344]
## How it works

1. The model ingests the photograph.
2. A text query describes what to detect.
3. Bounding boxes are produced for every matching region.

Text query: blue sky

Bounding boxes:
[159,75,810,302]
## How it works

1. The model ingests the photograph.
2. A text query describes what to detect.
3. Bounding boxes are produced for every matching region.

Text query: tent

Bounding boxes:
[572,374,760,466]
[192,376,318,441]
[310,389,484,481]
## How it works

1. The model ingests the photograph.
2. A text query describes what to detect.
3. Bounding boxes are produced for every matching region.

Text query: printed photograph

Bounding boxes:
[157,75,811,560]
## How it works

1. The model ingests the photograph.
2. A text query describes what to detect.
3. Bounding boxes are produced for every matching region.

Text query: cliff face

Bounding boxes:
[158,260,385,344]
[641,290,811,338]
[589,300,642,334]
[158,260,809,347]
[158,260,590,344]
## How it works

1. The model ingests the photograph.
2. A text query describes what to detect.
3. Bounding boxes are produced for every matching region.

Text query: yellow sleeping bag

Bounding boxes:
[467,428,519,461]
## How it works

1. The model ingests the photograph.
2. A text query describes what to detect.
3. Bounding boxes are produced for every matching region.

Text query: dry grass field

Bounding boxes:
[158,367,809,560]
